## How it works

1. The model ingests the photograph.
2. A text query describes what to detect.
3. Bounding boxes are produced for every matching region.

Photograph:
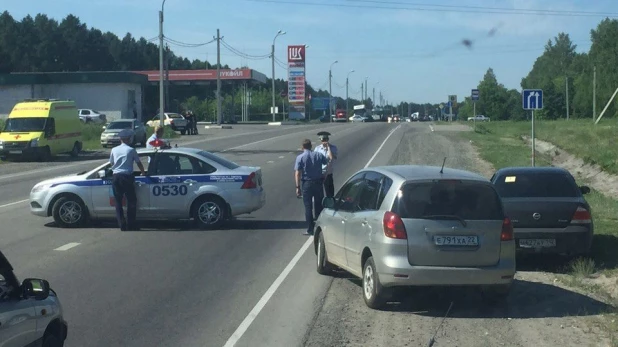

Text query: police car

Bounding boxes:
[29,146,266,229]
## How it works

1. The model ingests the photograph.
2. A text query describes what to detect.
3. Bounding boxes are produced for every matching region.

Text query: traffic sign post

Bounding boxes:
[471,89,479,131]
[522,89,543,167]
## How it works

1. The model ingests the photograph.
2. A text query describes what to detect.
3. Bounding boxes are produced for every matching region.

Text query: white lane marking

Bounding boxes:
[278,156,285,159]
[54,242,81,251]
[222,238,313,347]
[0,199,29,209]
[0,124,327,181]
[429,125,435,132]
[267,161,275,164]
[365,124,402,168]
[222,124,397,347]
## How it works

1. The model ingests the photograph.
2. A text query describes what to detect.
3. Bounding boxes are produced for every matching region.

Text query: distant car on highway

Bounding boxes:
[491,167,593,256]
[468,115,490,122]
[29,147,266,229]
[0,250,68,347]
[100,119,147,148]
[146,113,188,134]
[78,109,107,124]
[350,115,365,123]
[314,165,515,309]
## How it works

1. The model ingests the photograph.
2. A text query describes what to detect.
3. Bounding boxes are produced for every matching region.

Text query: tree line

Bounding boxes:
[0,11,372,119]
[457,18,618,121]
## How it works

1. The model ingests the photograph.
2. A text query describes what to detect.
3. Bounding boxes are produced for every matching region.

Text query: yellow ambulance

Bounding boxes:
[0,99,83,161]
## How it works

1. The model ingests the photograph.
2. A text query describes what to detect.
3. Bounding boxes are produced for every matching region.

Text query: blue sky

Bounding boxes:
[4,0,618,104]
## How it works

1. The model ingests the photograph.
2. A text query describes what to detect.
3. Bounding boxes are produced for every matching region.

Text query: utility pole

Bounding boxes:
[216,29,222,125]
[271,44,276,122]
[271,30,286,123]
[345,76,349,113]
[158,3,166,125]
[329,69,332,122]
[593,65,596,122]
[372,88,375,107]
[361,84,364,103]
[364,78,368,100]
[165,44,170,111]
[566,76,570,120]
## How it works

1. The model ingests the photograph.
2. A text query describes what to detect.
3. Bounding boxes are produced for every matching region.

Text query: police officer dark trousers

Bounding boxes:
[295,139,333,235]
[314,131,338,198]
[109,129,146,231]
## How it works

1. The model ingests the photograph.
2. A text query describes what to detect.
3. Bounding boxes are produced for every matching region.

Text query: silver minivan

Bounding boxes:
[314,165,516,309]
[0,250,68,346]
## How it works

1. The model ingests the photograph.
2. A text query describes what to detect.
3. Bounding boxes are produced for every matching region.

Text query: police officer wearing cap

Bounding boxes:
[295,138,333,235]
[313,131,338,198]
[109,128,146,231]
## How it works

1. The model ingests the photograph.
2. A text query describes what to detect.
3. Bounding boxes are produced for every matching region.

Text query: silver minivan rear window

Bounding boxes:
[395,180,504,220]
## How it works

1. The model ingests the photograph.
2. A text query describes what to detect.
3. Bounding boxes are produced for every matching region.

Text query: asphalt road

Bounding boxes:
[0,121,408,347]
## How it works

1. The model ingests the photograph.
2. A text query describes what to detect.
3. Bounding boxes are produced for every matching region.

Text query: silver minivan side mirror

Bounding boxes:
[322,197,336,209]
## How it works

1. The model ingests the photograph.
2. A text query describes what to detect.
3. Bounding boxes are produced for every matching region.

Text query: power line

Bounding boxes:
[244,0,618,17]
[164,36,217,47]
[348,0,618,16]
[220,39,271,60]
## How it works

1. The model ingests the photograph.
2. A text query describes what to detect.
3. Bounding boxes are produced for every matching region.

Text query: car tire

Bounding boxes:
[362,256,386,309]
[52,196,88,228]
[316,232,333,275]
[69,142,80,157]
[38,146,52,162]
[42,333,63,347]
[192,196,227,229]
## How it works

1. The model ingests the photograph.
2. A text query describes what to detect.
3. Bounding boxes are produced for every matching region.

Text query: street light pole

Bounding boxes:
[271,30,286,123]
[158,0,167,125]
[346,69,354,114]
[328,60,338,122]
[365,76,369,100]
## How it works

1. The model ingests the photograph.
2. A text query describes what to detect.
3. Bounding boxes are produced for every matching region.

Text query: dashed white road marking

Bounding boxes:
[267,161,275,164]
[54,242,81,251]
[0,199,29,209]
[365,124,402,168]
[278,156,285,159]
[222,123,401,347]
[429,125,435,132]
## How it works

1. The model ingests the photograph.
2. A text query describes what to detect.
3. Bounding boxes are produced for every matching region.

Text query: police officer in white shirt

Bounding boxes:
[313,131,338,197]
[109,129,146,231]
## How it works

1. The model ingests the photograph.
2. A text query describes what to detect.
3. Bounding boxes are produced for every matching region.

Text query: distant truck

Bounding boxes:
[333,108,347,122]
[352,104,371,120]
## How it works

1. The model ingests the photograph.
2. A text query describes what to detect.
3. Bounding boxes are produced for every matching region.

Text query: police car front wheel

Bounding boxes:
[192,196,227,229]
[52,196,88,228]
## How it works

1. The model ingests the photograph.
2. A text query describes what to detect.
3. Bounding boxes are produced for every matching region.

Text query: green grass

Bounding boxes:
[461,121,618,273]
[80,123,179,151]
[461,119,618,174]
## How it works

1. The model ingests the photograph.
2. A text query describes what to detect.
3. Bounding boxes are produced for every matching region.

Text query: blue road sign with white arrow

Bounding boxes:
[522,89,543,110]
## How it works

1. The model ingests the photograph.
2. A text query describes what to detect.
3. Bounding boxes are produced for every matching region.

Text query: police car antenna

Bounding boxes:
[439,157,447,174]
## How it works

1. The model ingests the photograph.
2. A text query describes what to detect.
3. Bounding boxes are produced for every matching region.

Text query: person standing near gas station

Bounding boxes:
[313,131,338,198]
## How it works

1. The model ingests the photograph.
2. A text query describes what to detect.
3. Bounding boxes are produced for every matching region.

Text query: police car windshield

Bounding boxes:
[2,117,47,132]
[106,121,132,130]
[197,151,240,170]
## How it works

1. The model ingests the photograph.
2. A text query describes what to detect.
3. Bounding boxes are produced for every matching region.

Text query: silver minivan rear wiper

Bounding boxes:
[421,215,467,227]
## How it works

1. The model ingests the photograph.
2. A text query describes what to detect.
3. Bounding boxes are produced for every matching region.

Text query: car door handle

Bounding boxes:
[183,179,197,185]
[135,181,144,186]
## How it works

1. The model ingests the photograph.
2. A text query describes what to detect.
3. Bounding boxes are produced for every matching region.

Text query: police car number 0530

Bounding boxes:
[152,184,188,197]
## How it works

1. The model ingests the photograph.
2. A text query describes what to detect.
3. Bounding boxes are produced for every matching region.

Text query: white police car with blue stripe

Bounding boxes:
[30,147,265,229]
